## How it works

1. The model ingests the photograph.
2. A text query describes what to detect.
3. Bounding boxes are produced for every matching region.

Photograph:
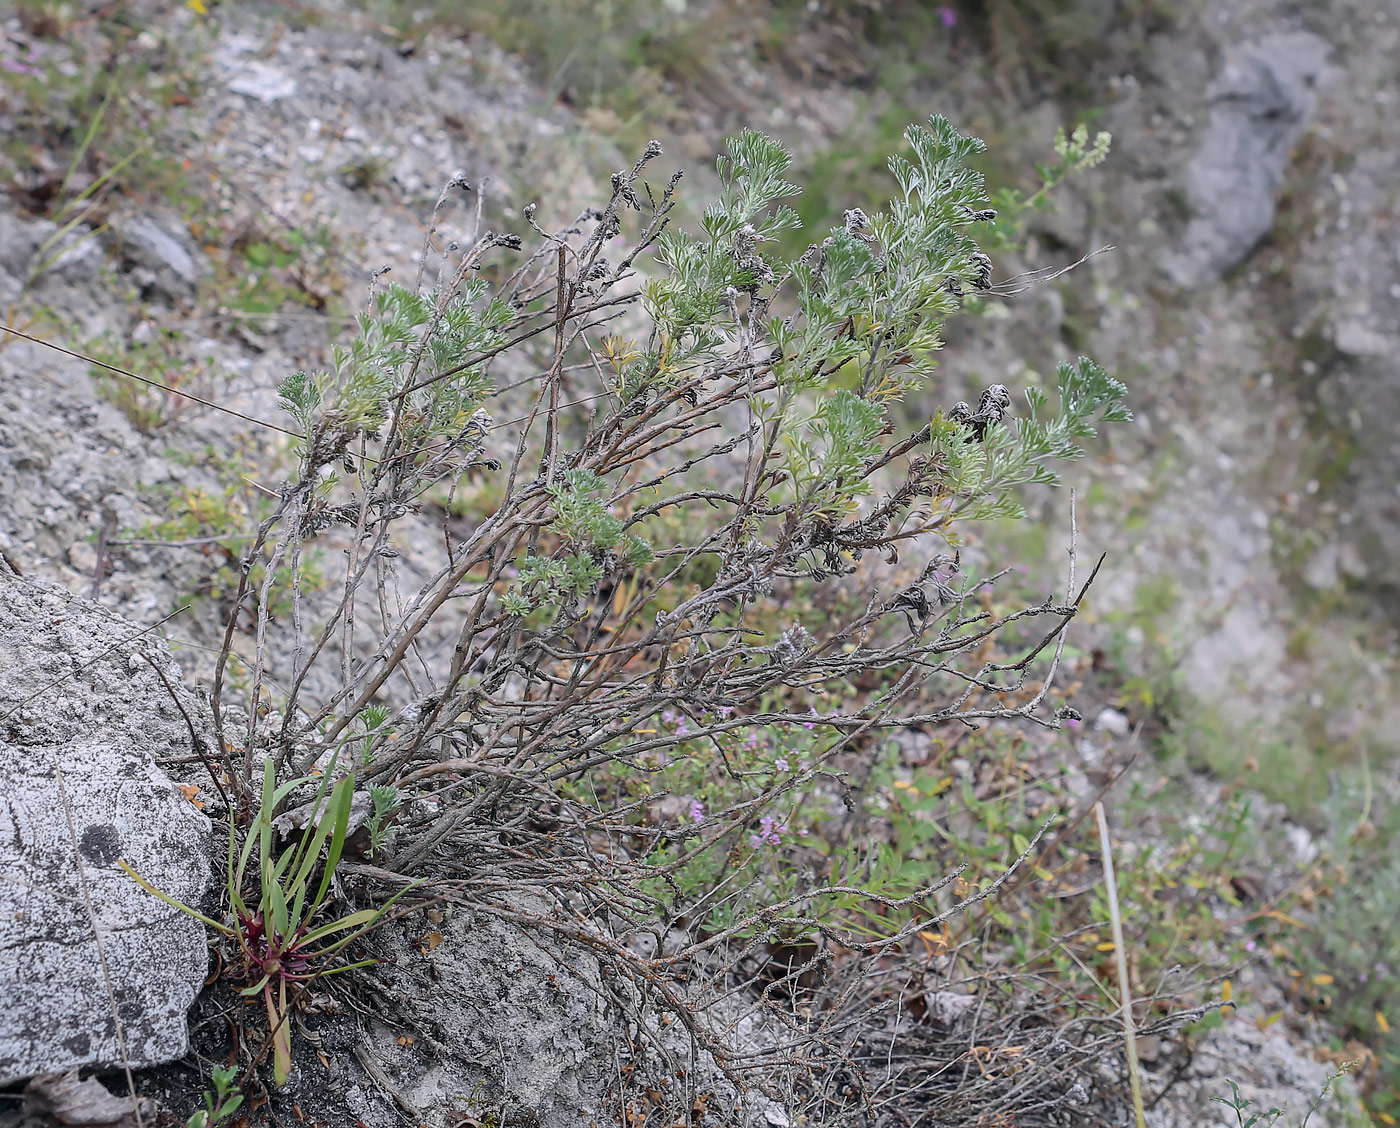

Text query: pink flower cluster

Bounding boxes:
[2,52,42,76]
[749,815,786,848]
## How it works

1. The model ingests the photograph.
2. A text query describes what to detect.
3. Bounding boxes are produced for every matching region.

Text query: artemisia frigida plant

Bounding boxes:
[152,116,1128,1111]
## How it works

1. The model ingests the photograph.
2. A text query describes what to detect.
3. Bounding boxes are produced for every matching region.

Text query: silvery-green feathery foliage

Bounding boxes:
[203,115,1134,1122]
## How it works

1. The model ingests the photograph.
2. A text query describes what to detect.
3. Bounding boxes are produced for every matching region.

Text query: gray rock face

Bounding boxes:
[1163,32,1329,287]
[109,212,208,303]
[357,905,615,1128]
[1145,1015,1360,1128]
[0,209,109,324]
[0,567,213,1084]
[345,903,787,1128]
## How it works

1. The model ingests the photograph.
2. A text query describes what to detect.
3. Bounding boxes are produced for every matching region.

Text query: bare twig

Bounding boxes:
[1097,800,1147,1128]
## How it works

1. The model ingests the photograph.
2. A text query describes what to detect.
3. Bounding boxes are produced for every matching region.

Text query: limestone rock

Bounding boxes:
[1145,1014,1361,1128]
[109,212,208,303]
[358,905,615,1128]
[1163,33,1329,287]
[349,903,786,1128]
[0,567,213,1084]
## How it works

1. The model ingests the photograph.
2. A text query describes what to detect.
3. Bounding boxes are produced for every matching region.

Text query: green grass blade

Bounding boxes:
[300,881,421,955]
[269,880,289,940]
[282,772,343,906]
[116,859,232,934]
[54,80,116,216]
[271,757,342,897]
[301,774,355,923]
[267,979,292,1088]
[305,956,381,978]
[254,758,277,896]
[224,812,252,921]
[297,906,381,949]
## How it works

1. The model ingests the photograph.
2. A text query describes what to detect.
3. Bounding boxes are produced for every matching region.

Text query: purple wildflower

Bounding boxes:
[774,757,789,771]
[939,6,957,28]
[748,816,784,848]
[688,800,705,822]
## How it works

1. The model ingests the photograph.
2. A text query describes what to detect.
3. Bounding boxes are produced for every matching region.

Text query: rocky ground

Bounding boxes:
[1,0,1395,1124]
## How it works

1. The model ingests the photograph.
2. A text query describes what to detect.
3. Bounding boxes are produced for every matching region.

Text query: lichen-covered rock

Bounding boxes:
[0,566,213,1084]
